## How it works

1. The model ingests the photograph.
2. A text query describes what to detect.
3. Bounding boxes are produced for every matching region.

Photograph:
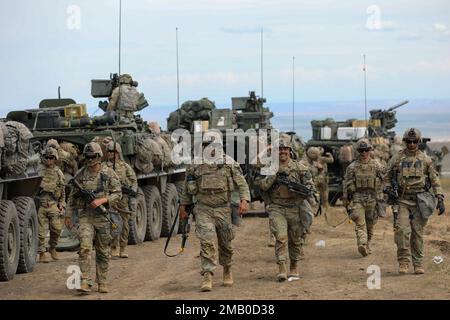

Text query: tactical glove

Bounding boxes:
[437,195,445,215]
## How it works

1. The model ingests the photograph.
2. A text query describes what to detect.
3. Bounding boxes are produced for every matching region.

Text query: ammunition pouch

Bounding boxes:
[416,191,436,220]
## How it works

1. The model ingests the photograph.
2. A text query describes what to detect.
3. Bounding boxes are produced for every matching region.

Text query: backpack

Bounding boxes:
[118,85,139,111]
[0,121,33,177]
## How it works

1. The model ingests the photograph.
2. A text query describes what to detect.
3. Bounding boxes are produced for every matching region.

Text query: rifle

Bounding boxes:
[164,203,194,257]
[70,178,118,230]
[383,169,399,205]
[121,186,139,197]
[274,172,314,198]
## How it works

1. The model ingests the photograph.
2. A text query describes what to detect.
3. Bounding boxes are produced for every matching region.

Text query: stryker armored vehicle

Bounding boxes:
[6,76,187,253]
[307,100,447,204]
[0,120,41,281]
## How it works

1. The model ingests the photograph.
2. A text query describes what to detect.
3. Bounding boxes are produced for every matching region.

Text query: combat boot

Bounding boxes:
[39,252,49,263]
[77,281,91,294]
[414,265,425,275]
[398,263,409,274]
[49,247,59,261]
[111,247,120,259]
[223,266,233,287]
[366,242,372,255]
[289,261,299,278]
[277,262,287,282]
[201,272,213,292]
[358,245,368,257]
[98,283,109,293]
[120,247,129,258]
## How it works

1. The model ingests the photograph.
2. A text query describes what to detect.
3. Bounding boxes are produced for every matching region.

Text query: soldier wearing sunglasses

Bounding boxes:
[385,128,445,274]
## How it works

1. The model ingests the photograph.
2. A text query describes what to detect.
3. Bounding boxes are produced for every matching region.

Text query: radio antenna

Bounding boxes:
[176,27,180,110]
[260,27,264,99]
[118,0,122,75]
[363,54,368,136]
[292,56,295,132]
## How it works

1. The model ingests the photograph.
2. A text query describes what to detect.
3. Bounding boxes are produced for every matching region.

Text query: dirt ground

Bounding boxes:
[1,180,450,300]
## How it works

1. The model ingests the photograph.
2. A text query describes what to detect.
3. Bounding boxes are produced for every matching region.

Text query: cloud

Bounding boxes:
[434,23,448,31]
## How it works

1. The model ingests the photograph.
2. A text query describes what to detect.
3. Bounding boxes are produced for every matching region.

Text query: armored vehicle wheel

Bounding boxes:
[128,187,147,245]
[0,200,20,281]
[161,183,179,237]
[13,197,38,274]
[143,185,162,241]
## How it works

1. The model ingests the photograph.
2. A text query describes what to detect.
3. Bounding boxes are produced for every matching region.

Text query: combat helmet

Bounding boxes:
[42,147,59,160]
[356,138,373,151]
[83,142,103,158]
[107,141,122,154]
[306,147,320,160]
[119,74,133,85]
[46,138,60,149]
[403,128,422,142]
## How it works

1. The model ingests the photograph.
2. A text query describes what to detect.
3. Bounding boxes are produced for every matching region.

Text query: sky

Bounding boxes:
[1,0,449,121]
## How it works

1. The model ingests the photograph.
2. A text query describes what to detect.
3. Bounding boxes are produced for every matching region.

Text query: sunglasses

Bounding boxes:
[85,155,98,160]
[358,149,371,153]
[405,140,419,145]
[44,156,55,160]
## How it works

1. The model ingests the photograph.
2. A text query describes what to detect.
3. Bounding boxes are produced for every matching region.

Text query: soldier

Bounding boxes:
[107,73,139,121]
[343,139,384,257]
[179,137,250,292]
[105,141,138,259]
[258,139,316,281]
[37,147,66,263]
[306,147,334,209]
[64,142,122,293]
[384,128,445,274]
[46,139,78,178]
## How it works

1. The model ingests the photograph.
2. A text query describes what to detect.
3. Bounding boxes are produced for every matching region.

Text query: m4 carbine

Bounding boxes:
[275,171,314,198]
[70,178,118,229]
[121,186,138,198]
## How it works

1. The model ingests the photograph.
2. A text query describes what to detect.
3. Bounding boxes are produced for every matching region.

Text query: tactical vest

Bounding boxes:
[195,164,232,194]
[398,154,427,192]
[354,160,378,191]
[40,167,63,200]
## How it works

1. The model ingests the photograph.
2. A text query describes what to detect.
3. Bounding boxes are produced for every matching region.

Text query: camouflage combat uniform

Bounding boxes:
[105,158,138,254]
[38,158,66,257]
[385,142,443,272]
[258,158,316,279]
[343,151,384,256]
[180,155,250,281]
[66,164,121,286]
[107,74,139,120]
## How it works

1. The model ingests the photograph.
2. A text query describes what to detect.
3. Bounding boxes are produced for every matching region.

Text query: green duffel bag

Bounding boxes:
[416,191,436,219]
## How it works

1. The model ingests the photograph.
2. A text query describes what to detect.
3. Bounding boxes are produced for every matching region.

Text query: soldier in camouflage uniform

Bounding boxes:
[46,139,78,179]
[105,141,138,259]
[343,139,384,257]
[107,73,139,121]
[37,148,66,263]
[384,128,445,274]
[258,139,316,281]
[306,147,333,209]
[180,137,250,292]
[65,142,122,293]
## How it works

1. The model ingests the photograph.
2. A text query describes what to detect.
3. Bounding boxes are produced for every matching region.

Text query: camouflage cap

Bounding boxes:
[403,128,422,141]
[46,139,59,149]
[83,142,103,157]
[107,141,122,154]
[42,147,59,160]
[356,138,373,151]
[119,74,133,84]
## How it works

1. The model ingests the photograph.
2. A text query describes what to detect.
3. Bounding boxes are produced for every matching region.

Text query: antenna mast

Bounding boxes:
[292,56,295,132]
[176,27,180,109]
[260,27,264,99]
[363,54,368,135]
[118,0,122,75]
